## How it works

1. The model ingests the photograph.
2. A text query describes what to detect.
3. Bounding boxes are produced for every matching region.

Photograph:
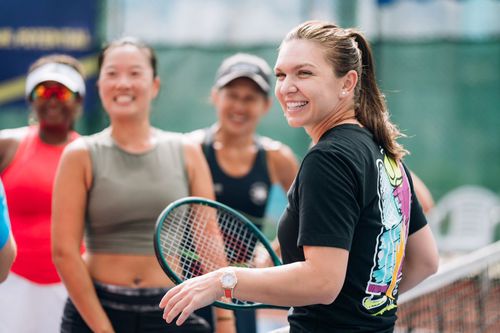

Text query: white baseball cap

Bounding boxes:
[25,62,86,98]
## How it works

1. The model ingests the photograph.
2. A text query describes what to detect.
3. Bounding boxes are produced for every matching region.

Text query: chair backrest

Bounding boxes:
[427,185,500,253]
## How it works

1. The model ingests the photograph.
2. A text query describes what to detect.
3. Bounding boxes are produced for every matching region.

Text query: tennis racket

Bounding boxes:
[154,196,286,310]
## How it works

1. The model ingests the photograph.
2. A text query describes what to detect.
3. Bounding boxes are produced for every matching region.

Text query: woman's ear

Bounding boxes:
[262,96,272,115]
[210,87,219,104]
[151,77,161,99]
[342,70,358,94]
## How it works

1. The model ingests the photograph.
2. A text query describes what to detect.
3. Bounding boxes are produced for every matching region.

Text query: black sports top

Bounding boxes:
[202,128,272,229]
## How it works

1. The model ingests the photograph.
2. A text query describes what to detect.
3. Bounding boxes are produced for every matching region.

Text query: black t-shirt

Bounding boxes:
[277,125,427,333]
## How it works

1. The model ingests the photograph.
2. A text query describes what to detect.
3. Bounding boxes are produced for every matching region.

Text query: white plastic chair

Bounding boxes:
[427,185,500,254]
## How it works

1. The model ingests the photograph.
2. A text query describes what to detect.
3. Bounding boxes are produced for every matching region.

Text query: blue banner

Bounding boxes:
[0,0,100,109]
[377,0,396,5]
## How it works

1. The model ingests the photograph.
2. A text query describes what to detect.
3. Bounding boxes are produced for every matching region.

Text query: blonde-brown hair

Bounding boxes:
[282,20,407,160]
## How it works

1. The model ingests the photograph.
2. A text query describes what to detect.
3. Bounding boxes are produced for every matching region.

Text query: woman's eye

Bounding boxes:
[275,73,285,80]
[298,71,312,77]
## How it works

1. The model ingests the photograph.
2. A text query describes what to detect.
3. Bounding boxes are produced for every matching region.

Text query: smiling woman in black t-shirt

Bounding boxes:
[160,20,440,333]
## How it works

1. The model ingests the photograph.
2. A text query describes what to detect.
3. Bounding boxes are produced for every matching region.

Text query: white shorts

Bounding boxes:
[269,326,290,333]
[0,273,67,333]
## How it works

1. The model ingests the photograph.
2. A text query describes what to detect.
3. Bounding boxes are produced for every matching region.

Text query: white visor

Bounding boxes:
[25,62,86,98]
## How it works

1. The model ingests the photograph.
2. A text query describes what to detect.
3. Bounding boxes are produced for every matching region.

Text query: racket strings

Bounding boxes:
[158,202,263,305]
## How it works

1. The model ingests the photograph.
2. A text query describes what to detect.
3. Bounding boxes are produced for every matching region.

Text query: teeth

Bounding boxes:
[287,101,308,110]
[230,114,246,122]
[115,95,133,103]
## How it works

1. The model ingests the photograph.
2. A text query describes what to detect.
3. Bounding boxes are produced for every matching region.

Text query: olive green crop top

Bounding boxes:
[84,128,189,255]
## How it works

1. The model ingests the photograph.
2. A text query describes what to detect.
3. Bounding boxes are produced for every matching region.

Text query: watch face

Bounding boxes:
[221,272,236,288]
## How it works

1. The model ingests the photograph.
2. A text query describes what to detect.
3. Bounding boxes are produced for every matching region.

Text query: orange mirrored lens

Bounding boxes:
[31,84,76,102]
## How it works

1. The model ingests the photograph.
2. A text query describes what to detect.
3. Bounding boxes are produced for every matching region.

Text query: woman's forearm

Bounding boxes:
[160,246,348,326]
[53,251,115,333]
[233,260,344,307]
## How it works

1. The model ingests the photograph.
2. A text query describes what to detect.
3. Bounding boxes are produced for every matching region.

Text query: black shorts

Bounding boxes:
[60,281,210,333]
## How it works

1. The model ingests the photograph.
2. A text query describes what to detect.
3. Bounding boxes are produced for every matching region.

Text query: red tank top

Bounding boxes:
[1,126,79,284]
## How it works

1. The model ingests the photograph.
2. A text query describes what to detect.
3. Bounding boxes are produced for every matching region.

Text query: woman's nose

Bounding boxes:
[116,74,131,88]
[279,77,298,95]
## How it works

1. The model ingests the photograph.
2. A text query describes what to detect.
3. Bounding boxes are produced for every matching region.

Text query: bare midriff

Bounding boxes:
[85,252,175,288]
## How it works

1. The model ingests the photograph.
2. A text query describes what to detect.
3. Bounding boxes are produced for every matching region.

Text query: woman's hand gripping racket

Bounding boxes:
[154,196,286,310]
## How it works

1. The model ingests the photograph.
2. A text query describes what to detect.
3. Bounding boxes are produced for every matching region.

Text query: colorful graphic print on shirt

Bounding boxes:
[362,154,411,316]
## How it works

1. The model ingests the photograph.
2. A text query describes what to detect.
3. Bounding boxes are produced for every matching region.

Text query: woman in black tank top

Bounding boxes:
[187,53,299,333]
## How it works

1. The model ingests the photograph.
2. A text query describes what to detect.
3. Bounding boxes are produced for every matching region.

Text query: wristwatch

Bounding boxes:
[220,269,238,300]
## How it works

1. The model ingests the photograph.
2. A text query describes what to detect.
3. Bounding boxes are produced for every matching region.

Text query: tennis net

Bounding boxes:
[395,241,500,333]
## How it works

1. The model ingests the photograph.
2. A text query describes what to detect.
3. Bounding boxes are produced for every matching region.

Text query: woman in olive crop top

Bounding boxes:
[52,38,235,333]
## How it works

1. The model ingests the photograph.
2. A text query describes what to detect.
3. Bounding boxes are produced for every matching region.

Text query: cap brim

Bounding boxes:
[215,71,270,94]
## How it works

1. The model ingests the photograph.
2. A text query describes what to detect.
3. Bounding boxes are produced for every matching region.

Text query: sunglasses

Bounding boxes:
[31,83,78,103]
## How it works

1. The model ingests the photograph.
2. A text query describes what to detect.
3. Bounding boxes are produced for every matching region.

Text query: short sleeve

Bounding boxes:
[297,150,360,250]
[402,165,428,235]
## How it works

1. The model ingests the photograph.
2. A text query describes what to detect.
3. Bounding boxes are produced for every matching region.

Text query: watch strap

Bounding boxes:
[223,288,233,299]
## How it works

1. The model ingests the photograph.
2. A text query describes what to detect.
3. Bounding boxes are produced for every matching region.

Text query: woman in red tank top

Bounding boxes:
[0,54,85,333]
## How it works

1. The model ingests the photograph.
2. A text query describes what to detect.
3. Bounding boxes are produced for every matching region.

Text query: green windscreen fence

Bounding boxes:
[376,41,500,199]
